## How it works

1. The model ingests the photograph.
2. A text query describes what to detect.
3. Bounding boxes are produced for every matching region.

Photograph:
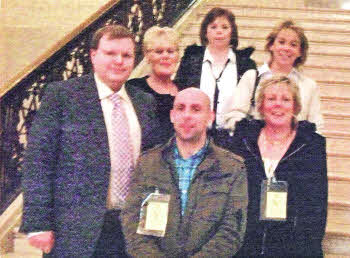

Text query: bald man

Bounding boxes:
[121,88,248,257]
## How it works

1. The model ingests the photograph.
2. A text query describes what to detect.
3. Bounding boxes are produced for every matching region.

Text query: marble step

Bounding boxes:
[326,207,350,239]
[324,179,350,256]
[184,22,350,45]
[321,97,350,114]
[324,207,350,255]
[325,132,350,156]
[202,4,350,23]
[301,67,350,86]
[328,180,350,210]
[325,254,350,258]
[328,164,349,181]
[323,112,350,135]
[328,154,350,178]
[320,83,350,98]
[323,235,350,257]
[213,14,350,34]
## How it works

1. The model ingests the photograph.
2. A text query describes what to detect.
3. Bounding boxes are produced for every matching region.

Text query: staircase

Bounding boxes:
[178,0,350,256]
[1,0,350,256]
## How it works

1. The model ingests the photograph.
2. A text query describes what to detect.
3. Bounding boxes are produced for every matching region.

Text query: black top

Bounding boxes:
[224,119,328,257]
[126,76,175,143]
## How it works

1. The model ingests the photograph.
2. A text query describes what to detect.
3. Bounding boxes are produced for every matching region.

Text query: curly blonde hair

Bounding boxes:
[256,74,302,128]
[142,26,179,54]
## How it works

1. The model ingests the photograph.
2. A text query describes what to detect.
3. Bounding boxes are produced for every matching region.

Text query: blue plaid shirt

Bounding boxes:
[173,141,208,215]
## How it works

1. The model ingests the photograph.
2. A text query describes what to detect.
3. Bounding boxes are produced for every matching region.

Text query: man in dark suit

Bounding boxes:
[20,25,160,257]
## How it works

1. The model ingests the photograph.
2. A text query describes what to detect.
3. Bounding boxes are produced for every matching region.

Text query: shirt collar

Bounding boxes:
[258,62,301,80]
[94,73,129,101]
[203,47,236,64]
[173,139,209,161]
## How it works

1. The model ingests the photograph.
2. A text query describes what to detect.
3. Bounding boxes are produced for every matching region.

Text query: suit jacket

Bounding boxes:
[20,74,161,257]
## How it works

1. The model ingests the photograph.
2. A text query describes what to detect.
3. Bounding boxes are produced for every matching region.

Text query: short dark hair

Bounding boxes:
[90,25,135,50]
[199,7,238,49]
[265,20,308,68]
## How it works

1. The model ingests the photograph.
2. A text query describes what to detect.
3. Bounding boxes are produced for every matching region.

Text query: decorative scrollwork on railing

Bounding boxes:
[152,0,166,23]
[63,41,90,80]
[128,0,144,43]
[0,0,196,214]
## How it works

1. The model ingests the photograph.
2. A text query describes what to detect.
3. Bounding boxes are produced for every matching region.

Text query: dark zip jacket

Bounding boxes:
[227,119,328,257]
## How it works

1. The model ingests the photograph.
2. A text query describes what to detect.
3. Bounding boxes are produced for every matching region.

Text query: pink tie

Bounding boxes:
[109,93,134,209]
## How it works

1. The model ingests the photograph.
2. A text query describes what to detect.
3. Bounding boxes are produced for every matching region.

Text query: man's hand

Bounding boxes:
[28,231,55,254]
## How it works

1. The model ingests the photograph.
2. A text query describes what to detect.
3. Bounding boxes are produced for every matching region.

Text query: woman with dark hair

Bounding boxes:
[127,26,179,143]
[229,75,328,257]
[225,20,324,132]
[175,7,256,130]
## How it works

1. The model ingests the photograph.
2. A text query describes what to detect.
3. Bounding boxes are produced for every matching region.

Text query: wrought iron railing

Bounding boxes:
[0,0,197,214]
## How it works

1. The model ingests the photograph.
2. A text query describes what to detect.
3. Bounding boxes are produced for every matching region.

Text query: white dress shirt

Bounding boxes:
[95,74,142,209]
[95,74,141,165]
[200,48,238,128]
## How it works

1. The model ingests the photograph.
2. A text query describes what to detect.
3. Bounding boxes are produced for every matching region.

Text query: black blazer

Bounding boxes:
[20,74,161,257]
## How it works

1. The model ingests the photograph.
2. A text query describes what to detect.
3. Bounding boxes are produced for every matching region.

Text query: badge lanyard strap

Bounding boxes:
[263,158,278,185]
[208,59,230,127]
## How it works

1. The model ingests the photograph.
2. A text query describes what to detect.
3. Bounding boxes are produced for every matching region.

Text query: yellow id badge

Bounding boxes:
[137,189,170,237]
[260,180,288,221]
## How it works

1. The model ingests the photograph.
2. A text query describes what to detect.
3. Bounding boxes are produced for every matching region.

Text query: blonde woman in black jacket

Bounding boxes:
[227,75,328,257]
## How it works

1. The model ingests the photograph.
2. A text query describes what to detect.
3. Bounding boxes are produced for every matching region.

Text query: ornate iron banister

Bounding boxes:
[0,0,197,215]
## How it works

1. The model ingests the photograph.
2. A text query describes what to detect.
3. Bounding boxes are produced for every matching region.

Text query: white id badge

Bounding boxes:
[137,189,170,237]
[260,180,288,221]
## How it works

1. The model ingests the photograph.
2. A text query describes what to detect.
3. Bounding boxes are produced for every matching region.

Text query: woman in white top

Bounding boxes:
[225,20,324,132]
[175,7,256,131]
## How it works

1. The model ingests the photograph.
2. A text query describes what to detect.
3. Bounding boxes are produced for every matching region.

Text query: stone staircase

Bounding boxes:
[1,0,350,256]
[193,1,350,256]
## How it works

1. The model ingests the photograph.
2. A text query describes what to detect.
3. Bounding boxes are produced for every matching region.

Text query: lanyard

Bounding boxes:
[262,158,278,184]
[208,59,230,126]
